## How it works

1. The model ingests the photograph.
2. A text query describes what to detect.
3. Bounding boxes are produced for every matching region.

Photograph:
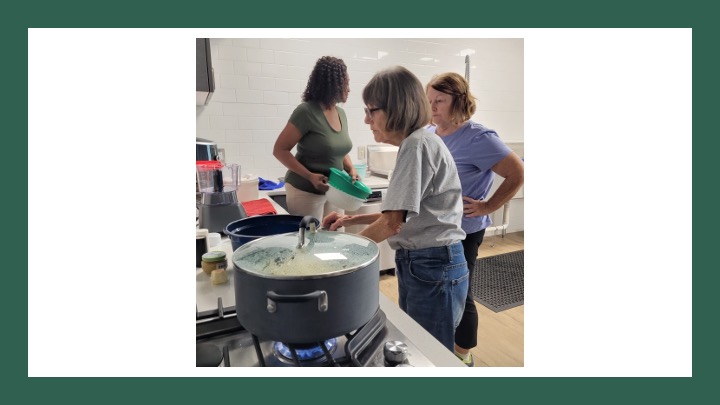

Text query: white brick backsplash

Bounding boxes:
[232,38,260,48]
[250,141,273,157]
[262,91,288,105]
[196,129,226,143]
[248,76,274,91]
[223,103,276,117]
[260,38,313,53]
[276,105,295,117]
[209,87,237,103]
[275,78,305,93]
[225,130,255,143]
[287,65,310,80]
[219,74,249,89]
[235,89,263,103]
[261,64,289,79]
[212,59,235,75]
[404,40,433,55]
[474,110,524,140]
[198,102,223,117]
[474,90,523,112]
[237,116,266,130]
[264,116,288,131]
[246,48,274,63]
[195,114,210,130]
[247,103,278,117]
[209,115,238,130]
[287,92,303,104]
[346,57,382,73]
[275,51,318,67]
[216,142,239,159]
[477,68,523,92]
[233,61,261,76]
[251,130,279,144]
[217,45,247,61]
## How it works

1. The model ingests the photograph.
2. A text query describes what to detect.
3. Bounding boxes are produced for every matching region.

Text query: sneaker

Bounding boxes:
[455,352,475,367]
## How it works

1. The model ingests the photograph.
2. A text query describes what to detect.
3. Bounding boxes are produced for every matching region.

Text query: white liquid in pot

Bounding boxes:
[233,233,378,276]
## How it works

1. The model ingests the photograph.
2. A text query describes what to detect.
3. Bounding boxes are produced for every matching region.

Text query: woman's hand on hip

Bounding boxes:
[463,196,491,217]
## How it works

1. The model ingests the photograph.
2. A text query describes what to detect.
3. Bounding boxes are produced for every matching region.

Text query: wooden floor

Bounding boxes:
[379,231,524,367]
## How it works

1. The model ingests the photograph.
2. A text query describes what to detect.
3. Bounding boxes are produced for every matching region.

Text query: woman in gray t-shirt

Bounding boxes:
[322,66,468,353]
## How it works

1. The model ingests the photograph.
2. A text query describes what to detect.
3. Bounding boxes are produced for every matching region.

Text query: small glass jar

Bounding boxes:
[201,251,227,275]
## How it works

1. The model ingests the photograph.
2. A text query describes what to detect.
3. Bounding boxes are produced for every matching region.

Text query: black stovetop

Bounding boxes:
[196,307,437,367]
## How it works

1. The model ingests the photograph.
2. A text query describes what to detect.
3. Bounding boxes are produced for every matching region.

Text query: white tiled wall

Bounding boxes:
[196,38,524,232]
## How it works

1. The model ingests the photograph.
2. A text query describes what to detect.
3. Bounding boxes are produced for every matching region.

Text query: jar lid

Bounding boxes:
[202,251,227,262]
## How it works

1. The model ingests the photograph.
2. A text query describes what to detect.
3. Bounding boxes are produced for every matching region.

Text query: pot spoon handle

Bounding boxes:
[297,215,320,248]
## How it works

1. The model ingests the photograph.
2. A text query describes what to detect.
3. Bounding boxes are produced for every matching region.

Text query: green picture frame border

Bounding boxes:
[16,0,704,401]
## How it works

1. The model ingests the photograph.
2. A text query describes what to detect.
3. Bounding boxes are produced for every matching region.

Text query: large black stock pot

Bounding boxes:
[232,217,380,343]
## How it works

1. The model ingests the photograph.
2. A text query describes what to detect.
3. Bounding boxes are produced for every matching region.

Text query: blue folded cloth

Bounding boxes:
[258,177,285,190]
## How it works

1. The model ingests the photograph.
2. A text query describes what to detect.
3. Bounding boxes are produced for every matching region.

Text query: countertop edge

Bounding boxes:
[378,294,465,367]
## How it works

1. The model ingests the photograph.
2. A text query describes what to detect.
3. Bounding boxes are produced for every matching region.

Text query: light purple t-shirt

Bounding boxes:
[428,121,512,234]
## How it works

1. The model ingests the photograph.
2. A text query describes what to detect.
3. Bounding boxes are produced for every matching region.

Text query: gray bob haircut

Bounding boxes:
[362,66,431,135]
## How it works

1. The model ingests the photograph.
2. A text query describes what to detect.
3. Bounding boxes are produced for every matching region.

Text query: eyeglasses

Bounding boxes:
[364,106,384,118]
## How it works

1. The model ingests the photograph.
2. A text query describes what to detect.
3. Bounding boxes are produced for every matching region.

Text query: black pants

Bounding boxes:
[454,228,485,350]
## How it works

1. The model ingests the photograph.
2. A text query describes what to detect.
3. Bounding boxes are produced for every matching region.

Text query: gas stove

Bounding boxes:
[197,305,441,367]
[195,238,464,368]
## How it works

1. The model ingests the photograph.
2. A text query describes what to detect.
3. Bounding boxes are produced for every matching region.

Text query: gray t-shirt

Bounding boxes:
[381,128,466,250]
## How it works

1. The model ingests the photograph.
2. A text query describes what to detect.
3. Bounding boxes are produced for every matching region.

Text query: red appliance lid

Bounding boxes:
[196,160,223,169]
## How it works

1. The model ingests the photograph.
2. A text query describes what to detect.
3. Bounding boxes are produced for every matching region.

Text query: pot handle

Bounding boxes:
[297,216,320,248]
[266,290,328,313]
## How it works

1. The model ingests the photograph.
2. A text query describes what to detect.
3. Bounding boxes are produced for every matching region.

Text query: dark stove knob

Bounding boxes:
[384,340,409,365]
[196,343,223,367]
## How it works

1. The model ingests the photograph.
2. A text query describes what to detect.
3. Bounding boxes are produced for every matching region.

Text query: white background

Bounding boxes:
[27,28,692,377]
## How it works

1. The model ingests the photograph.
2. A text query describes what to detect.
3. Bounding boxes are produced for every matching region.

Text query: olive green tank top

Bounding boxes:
[284,102,352,194]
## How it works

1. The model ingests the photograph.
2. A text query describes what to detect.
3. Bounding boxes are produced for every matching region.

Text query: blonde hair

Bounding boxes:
[362,66,431,135]
[427,72,477,125]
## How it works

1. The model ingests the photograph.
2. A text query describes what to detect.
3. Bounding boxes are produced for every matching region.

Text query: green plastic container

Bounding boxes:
[328,167,372,199]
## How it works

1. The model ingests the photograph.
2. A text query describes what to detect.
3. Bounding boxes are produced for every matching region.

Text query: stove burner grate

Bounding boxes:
[251,308,387,367]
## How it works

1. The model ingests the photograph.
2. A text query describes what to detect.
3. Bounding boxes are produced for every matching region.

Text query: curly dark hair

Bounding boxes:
[302,56,348,108]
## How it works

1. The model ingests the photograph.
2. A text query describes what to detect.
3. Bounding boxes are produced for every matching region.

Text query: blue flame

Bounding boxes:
[274,338,337,362]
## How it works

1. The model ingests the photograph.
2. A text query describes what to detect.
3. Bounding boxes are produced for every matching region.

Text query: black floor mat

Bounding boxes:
[470,250,524,313]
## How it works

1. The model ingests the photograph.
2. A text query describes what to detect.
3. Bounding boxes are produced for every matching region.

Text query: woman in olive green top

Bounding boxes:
[273,56,359,220]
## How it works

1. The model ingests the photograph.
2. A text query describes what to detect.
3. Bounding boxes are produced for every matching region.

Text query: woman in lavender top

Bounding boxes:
[426,72,524,366]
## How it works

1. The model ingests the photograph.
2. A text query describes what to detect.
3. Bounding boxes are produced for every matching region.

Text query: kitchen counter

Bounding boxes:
[196,194,286,313]
[196,194,463,367]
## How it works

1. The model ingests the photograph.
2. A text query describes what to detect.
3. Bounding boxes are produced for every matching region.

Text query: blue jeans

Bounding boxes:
[395,242,469,351]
